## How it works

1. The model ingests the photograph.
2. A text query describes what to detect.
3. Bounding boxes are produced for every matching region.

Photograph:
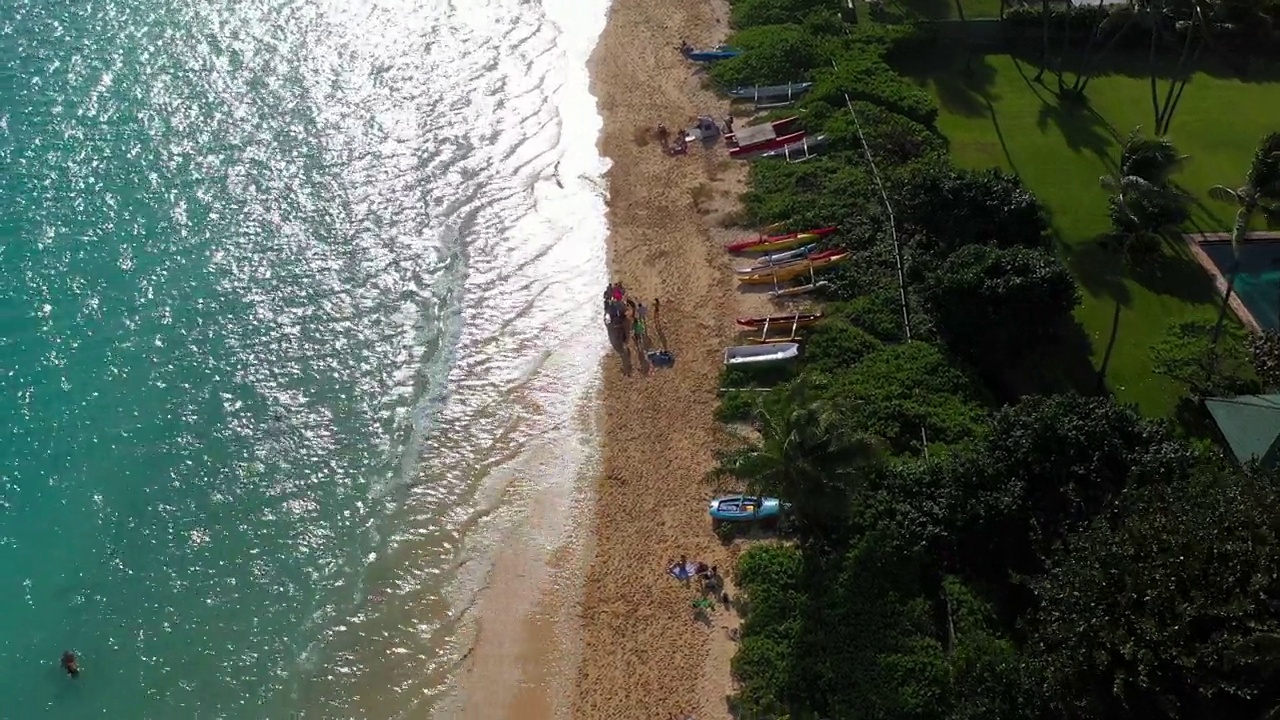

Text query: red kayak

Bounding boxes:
[727,226,838,253]
[729,130,805,158]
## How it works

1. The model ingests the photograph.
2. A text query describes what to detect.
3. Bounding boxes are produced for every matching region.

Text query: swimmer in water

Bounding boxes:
[61,650,79,677]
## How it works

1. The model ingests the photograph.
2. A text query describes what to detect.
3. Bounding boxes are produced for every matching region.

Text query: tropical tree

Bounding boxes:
[1066,1,1143,98]
[1029,461,1280,719]
[1209,132,1280,358]
[1099,128,1189,257]
[923,244,1079,369]
[709,379,881,542]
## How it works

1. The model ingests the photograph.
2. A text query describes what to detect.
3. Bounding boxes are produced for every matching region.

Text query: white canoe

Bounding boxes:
[724,342,800,365]
[752,243,816,268]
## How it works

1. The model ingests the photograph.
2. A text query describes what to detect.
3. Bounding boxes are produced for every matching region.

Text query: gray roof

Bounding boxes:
[1204,394,1280,467]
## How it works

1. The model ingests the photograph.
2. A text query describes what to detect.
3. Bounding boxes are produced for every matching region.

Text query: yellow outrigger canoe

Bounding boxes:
[738,252,849,285]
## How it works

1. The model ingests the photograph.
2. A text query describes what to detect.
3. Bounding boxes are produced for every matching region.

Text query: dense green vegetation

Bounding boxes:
[709,1,1280,718]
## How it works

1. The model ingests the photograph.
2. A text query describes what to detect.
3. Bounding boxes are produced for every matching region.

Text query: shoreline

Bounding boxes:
[572,0,770,716]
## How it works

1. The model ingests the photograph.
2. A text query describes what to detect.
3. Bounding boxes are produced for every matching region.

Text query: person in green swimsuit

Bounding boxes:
[632,316,646,345]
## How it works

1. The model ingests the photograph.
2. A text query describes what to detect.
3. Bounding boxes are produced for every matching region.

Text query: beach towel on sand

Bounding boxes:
[667,561,700,581]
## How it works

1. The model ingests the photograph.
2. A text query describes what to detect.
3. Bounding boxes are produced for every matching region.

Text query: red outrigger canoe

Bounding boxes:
[729,130,806,158]
[727,226,838,253]
[736,312,824,329]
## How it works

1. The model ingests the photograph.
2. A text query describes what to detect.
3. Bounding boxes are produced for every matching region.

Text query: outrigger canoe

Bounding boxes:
[724,117,799,149]
[769,280,830,298]
[727,82,813,103]
[738,252,850,284]
[736,312,824,329]
[727,226,838,253]
[759,134,831,163]
[736,248,843,275]
[752,243,817,267]
[683,45,741,62]
[729,130,805,158]
[723,343,800,366]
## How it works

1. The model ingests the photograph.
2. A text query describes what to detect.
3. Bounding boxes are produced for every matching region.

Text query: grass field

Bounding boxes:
[897,50,1280,416]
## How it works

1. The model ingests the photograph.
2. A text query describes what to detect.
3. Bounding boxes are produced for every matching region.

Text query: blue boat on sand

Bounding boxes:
[708,495,787,523]
[681,43,741,63]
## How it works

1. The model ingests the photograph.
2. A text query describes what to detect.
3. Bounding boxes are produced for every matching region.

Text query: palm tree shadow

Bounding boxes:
[1012,57,1118,162]
[1061,237,1133,393]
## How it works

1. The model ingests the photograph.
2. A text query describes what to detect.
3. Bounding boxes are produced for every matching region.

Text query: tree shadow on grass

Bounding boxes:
[1062,237,1133,393]
[1010,57,1119,161]
[992,319,1104,400]
[895,45,999,119]
[1129,237,1220,306]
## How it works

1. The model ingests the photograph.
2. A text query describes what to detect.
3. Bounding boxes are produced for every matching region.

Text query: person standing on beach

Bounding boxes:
[653,297,660,319]
[636,300,648,323]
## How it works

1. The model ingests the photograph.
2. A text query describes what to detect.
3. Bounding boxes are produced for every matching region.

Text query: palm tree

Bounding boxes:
[1099,128,1189,257]
[1208,133,1280,358]
[709,379,880,542]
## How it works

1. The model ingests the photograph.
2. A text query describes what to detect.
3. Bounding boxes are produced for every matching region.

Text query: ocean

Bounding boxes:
[0,0,610,717]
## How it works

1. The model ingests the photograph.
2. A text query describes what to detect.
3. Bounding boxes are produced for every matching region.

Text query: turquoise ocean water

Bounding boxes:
[0,0,609,716]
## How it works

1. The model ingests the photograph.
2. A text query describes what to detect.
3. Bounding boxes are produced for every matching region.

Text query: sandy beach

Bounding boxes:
[452,0,773,716]
[571,0,770,717]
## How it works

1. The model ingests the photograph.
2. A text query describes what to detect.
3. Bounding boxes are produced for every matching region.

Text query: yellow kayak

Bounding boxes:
[738,252,849,285]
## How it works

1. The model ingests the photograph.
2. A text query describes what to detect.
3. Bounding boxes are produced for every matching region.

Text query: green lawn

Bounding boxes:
[899,51,1280,416]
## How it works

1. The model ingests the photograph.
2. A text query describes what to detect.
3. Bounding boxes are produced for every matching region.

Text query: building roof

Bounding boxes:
[1204,394,1280,467]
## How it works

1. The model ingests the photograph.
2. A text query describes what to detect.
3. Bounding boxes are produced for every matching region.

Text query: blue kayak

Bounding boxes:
[683,46,741,63]
[708,495,786,522]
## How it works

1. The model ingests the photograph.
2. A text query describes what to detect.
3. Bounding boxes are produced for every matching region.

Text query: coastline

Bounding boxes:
[573,0,767,716]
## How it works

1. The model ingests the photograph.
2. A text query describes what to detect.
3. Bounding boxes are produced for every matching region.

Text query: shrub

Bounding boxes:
[923,245,1080,367]
[802,44,939,126]
[1150,319,1258,398]
[822,104,946,168]
[804,319,884,379]
[893,159,1050,260]
[710,25,831,89]
[821,341,987,453]
[730,0,836,28]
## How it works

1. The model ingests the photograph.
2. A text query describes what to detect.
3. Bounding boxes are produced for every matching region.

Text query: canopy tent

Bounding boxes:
[1204,394,1280,467]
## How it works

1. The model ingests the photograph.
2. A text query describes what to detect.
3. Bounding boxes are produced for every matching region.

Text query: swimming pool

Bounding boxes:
[1197,239,1280,331]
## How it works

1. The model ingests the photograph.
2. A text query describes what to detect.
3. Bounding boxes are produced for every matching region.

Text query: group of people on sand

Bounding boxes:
[677,554,729,607]
[603,282,659,348]
[655,115,733,157]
